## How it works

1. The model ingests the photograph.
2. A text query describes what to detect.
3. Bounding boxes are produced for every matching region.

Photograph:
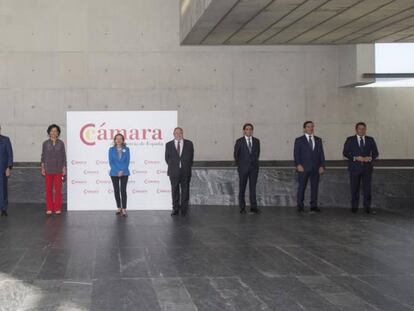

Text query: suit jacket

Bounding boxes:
[108,146,130,176]
[343,135,379,172]
[0,135,13,171]
[234,136,260,174]
[294,135,325,172]
[165,139,194,178]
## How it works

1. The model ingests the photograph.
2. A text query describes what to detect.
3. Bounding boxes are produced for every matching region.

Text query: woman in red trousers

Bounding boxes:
[41,124,66,215]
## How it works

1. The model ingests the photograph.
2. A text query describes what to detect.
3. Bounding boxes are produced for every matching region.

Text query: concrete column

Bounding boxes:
[180,0,239,44]
[338,44,375,87]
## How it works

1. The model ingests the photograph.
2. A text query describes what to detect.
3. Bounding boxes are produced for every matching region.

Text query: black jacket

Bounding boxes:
[234,136,260,173]
[343,135,379,172]
[165,139,194,178]
[294,135,325,172]
[0,135,13,170]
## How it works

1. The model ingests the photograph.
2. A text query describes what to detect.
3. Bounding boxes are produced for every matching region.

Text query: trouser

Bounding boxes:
[170,172,191,212]
[111,176,129,209]
[297,170,320,209]
[0,173,8,211]
[238,167,259,210]
[349,169,372,210]
[45,173,63,212]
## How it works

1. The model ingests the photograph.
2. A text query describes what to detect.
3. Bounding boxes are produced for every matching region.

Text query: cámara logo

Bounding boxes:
[80,122,163,146]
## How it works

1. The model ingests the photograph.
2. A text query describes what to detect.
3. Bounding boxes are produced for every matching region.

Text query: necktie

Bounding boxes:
[248,138,252,153]
[177,140,181,156]
[359,137,364,149]
[308,136,313,150]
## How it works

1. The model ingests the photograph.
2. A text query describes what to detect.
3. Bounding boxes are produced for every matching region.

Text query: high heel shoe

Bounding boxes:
[121,209,128,217]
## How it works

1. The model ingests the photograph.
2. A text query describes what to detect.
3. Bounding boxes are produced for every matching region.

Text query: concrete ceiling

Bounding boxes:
[181,0,414,45]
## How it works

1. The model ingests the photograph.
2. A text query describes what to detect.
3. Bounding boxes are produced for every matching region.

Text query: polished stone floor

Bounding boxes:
[1,205,414,310]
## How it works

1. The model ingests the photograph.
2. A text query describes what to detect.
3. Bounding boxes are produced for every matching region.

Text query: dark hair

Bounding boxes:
[113,133,126,146]
[243,123,254,130]
[174,127,183,132]
[47,124,61,136]
[355,122,366,129]
[303,121,314,128]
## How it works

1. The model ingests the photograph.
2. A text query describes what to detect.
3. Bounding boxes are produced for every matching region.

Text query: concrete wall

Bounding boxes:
[0,0,413,162]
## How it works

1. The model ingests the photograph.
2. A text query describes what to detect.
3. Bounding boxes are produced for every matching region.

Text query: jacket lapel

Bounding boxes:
[179,141,184,158]
[352,136,357,151]
[241,137,248,153]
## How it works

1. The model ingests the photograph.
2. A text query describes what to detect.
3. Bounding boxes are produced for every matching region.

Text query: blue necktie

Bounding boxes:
[309,136,313,150]
[359,137,364,149]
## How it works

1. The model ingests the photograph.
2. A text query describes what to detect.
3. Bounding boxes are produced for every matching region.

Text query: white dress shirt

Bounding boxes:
[244,136,253,148]
[175,139,183,168]
[357,135,365,147]
[174,139,184,157]
[305,133,315,150]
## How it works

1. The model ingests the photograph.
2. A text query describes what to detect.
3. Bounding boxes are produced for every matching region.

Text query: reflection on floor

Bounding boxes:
[1,204,414,310]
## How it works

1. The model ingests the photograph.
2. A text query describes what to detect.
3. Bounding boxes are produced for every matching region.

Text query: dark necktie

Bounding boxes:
[308,136,313,150]
[177,141,181,156]
[359,137,364,149]
[248,138,252,153]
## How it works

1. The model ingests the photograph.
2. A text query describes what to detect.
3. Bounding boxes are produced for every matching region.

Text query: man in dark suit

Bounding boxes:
[165,127,194,216]
[294,121,325,213]
[343,122,379,214]
[0,125,13,217]
[234,123,261,214]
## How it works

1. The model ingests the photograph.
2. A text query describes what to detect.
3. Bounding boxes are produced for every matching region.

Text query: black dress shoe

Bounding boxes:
[1,210,8,217]
[297,207,305,213]
[365,209,376,215]
[240,208,247,214]
[250,208,261,214]
[310,207,321,213]
[171,210,179,216]
[351,208,358,213]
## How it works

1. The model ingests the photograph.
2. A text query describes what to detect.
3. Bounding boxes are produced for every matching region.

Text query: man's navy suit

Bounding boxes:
[294,135,325,210]
[0,135,13,211]
[234,136,260,211]
[343,135,379,211]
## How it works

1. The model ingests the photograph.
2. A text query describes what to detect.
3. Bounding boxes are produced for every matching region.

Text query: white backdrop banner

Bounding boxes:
[67,111,177,210]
